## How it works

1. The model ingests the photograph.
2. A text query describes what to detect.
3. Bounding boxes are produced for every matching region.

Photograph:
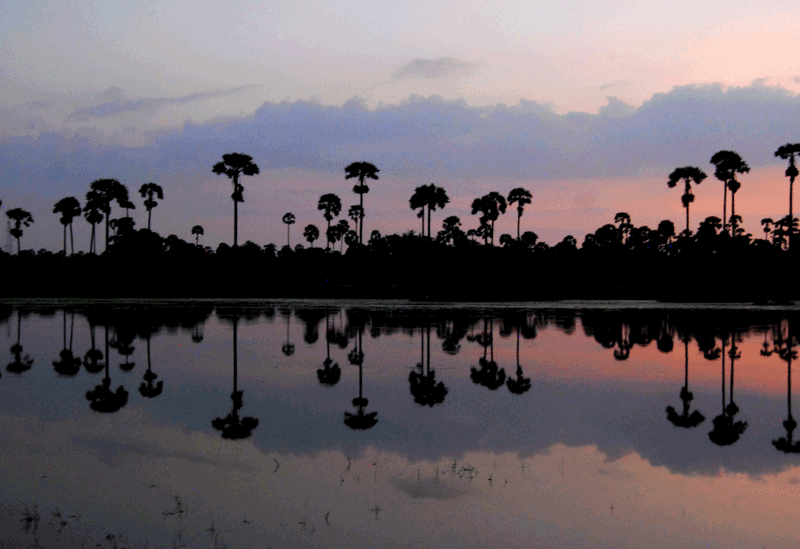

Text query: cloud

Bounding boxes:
[792,77,800,84]
[68,85,256,121]
[390,58,477,81]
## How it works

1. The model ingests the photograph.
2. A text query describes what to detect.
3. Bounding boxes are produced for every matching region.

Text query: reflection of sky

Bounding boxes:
[2,305,800,548]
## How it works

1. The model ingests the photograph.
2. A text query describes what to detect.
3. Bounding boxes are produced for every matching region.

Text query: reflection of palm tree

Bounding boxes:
[775,143,800,248]
[666,336,705,428]
[281,309,295,356]
[409,325,449,406]
[138,334,163,399]
[766,322,800,453]
[343,319,377,429]
[470,318,506,389]
[613,322,632,361]
[83,321,104,374]
[53,309,81,377]
[318,312,341,386]
[708,332,747,446]
[7,309,34,375]
[506,325,531,395]
[86,326,129,413]
[212,317,259,439]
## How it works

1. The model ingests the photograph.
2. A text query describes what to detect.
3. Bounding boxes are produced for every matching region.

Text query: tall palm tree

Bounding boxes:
[83,199,103,254]
[303,224,319,248]
[138,182,164,231]
[318,193,342,250]
[191,225,204,246]
[409,184,450,238]
[53,197,82,255]
[347,205,363,238]
[344,161,380,244]
[507,187,532,240]
[212,153,260,247]
[667,167,707,234]
[710,151,750,235]
[86,179,130,253]
[774,143,800,248]
[471,192,507,246]
[5,208,33,255]
[282,212,296,248]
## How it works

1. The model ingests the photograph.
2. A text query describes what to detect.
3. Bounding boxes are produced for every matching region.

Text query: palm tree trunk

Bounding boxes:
[790,173,795,249]
[685,205,690,234]
[358,177,365,245]
[491,220,495,246]
[148,209,152,231]
[232,318,238,395]
[427,206,432,239]
[233,174,239,247]
[105,214,110,253]
[731,192,736,235]
[287,224,290,248]
[420,210,424,238]
[517,211,521,240]
[16,236,20,255]
[69,222,75,255]
[63,224,67,256]
[723,183,728,233]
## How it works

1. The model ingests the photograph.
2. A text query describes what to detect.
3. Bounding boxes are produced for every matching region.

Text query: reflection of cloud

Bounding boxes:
[391,477,469,500]
[69,86,256,121]
[71,435,222,468]
[598,84,612,90]
[390,58,477,81]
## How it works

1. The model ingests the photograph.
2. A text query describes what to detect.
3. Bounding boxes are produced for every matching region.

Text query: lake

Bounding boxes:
[1,301,799,549]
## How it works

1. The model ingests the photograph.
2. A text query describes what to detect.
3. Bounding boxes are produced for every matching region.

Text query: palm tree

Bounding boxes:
[53,197,82,255]
[613,212,632,245]
[83,199,103,254]
[667,167,707,233]
[347,205,363,239]
[282,212,296,248]
[710,151,750,235]
[86,179,130,253]
[138,182,164,231]
[774,143,800,248]
[409,184,450,238]
[761,218,774,243]
[191,225,204,246]
[212,153,260,247]
[318,193,342,250]
[344,161,380,244]
[471,192,507,246]
[5,208,33,255]
[53,309,81,377]
[507,187,532,240]
[303,224,319,248]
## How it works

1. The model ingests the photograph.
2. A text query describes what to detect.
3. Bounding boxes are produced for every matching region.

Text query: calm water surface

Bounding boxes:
[2,301,800,549]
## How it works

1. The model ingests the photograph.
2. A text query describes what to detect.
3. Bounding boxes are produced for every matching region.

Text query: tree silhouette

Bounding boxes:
[506,324,531,395]
[667,167,707,234]
[614,212,633,246]
[85,325,129,413]
[139,333,163,398]
[282,212,296,248]
[53,309,81,377]
[344,161,379,244]
[139,182,164,231]
[507,187,532,241]
[318,312,341,386]
[86,179,130,253]
[347,205,364,240]
[303,224,319,248]
[83,198,103,254]
[344,359,378,430]
[191,225,204,246]
[83,320,104,374]
[708,331,747,446]
[409,184,450,238]
[409,324,449,406]
[774,143,800,248]
[766,323,800,453]
[470,318,506,389]
[437,215,466,246]
[212,153,260,247]
[281,308,295,356]
[710,151,749,236]
[5,208,33,255]
[318,193,342,250]
[53,197,82,255]
[7,309,33,375]
[471,192,507,246]
[666,336,705,428]
[213,315,259,439]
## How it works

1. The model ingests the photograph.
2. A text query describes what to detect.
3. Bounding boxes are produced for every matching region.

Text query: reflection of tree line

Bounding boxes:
[4,307,800,450]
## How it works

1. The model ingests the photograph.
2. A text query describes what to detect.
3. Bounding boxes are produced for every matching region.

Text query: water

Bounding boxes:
[1,302,799,549]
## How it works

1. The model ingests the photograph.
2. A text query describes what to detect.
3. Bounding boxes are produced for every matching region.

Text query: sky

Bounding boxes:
[1,0,800,252]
